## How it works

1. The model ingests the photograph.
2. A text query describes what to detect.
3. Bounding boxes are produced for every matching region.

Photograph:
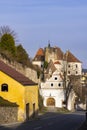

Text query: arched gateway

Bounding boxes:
[47,98,55,106]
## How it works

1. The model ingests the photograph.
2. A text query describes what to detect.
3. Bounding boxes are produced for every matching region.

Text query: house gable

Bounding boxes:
[64,50,81,63]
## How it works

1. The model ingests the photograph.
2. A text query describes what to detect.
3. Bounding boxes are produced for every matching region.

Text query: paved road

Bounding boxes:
[0,111,86,130]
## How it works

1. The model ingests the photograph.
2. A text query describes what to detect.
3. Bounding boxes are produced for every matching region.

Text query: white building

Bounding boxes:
[32,48,45,70]
[64,50,82,76]
[33,46,82,110]
[40,70,65,108]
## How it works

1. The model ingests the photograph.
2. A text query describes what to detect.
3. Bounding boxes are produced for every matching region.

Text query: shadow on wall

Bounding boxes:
[75,103,86,111]
[0,109,38,126]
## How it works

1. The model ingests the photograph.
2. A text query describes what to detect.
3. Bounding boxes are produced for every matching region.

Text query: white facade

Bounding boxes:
[67,62,82,76]
[32,61,44,69]
[40,60,82,110]
[34,47,82,110]
[40,70,65,108]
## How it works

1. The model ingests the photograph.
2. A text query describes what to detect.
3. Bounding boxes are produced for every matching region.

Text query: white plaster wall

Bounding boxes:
[32,61,44,68]
[67,62,82,75]
[54,64,62,72]
[41,88,65,108]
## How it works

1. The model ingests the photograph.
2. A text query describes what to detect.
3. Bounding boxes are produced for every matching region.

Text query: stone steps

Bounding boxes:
[47,107,57,112]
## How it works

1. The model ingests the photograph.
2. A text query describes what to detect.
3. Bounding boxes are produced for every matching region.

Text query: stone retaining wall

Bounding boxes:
[0,106,18,124]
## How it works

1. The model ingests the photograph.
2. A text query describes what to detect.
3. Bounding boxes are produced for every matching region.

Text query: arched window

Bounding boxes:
[1,83,8,92]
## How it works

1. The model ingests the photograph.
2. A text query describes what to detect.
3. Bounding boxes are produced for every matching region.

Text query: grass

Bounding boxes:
[56,107,70,113]
[39,107,70,114]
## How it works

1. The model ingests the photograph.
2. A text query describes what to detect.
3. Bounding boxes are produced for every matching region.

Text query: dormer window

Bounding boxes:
[1,83,8,92]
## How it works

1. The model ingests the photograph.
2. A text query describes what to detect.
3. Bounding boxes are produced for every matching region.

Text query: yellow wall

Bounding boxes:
[0,71,38,121]
[25,85,38,117]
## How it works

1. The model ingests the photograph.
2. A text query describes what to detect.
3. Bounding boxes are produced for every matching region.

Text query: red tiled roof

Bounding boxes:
[64,51,81,63]
[33,48,45,61]
[36,48,44,56]
[0,60,37,86]
[54,61,61,64]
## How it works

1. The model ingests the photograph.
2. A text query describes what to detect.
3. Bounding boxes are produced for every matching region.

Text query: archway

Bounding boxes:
[47,98,55,106]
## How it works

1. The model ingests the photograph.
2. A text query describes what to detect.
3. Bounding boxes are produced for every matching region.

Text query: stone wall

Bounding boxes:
[0,54,39,83]
[0,106,18,124]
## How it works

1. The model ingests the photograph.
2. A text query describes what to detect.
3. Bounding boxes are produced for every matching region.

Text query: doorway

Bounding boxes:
[47,98,55,106]
[26,103,29,120]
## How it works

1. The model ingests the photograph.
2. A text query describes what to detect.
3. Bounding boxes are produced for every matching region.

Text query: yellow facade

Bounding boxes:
[0,71,38,122]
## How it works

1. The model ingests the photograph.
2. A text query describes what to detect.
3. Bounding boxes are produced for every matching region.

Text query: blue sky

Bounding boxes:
[0,0,87,68]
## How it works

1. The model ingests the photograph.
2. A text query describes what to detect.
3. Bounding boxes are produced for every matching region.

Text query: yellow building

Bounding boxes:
[0,60,38,122]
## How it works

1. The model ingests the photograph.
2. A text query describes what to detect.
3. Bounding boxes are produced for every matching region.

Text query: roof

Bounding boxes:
[33,48,45,61]
[54,61,61,65]
[64,51,81,63]
[55,47,64,60]
[0,60,37,86]
[46,46,64,60]
[0,96,18,107]
[36,48,44,56]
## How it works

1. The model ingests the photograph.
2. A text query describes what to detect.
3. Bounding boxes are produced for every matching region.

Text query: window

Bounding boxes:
[76,64,78,68]
[51,83,53,87]
[68,71,70,74]
[68,65,70,68]
[76,71,78,74]
[55,77,57,80]
[58,83,61,87]
[1,83,8,92]
[41,64,43,68]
